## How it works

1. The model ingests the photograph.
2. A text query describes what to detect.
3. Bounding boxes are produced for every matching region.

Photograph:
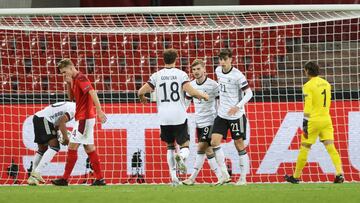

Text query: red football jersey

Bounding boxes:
[72,72,96,120]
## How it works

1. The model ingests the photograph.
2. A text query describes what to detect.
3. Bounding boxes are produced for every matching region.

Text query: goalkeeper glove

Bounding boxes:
[303,119,308,139]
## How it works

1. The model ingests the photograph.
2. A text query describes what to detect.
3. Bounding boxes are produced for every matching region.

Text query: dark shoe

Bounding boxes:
[334,174,344,183]
[284,175,300,184]
[51,178,68,186]
[91,179,106,186]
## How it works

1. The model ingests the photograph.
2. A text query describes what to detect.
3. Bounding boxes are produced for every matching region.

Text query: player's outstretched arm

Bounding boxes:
[183,82,209,101]
[138,83,153,104]
[89,89,107,124]
[54,114,70,145]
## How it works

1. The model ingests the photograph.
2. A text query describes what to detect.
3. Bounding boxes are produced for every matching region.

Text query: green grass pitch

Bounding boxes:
[1,183,359,203]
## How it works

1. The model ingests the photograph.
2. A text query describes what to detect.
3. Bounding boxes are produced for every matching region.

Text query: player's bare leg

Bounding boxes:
[234,139,249,185]
[211,133,230,185]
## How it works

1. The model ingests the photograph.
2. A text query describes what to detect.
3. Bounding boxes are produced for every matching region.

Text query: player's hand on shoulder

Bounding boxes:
[228,106,240,116]
[139,94,149,104]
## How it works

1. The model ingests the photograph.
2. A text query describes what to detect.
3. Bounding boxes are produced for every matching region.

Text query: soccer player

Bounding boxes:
[182,59,223,185]
[52,59,107,186]
[27,101,76,185]
[138,49,209,185]
[285,61,344,184]
[210,48,253,185]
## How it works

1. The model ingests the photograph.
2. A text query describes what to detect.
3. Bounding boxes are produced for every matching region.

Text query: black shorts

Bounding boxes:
[33,115,57,144]
[196,125,212,145]
[160,119,190,145]
[212,115,247,140]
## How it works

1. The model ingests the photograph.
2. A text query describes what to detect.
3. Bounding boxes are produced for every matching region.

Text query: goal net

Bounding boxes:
[0,5,359,185]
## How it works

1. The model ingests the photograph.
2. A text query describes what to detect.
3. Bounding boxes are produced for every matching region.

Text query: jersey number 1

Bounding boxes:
[321,89,326,107]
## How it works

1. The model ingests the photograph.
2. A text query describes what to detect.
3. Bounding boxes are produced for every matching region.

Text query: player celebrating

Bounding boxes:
[138,49,208,186]
[182,59,222,185]
[52,59,107,186]
[285,61,344,184]
[211,48,253,185]
[27,101,75,185]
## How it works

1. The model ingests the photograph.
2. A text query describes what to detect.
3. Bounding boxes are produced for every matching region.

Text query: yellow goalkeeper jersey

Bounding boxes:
[303,76,331,121]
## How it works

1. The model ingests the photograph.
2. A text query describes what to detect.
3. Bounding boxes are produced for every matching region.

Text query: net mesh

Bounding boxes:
[0,8,360,185]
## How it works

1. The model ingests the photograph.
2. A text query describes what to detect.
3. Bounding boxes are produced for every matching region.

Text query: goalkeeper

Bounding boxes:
[285,61,344,184]
[27,101,76,185]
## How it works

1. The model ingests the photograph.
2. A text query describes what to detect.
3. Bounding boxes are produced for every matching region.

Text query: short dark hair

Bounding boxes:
[163,49,178,65]
[219,48,232,59]
[191,59,205,68]
[58,58,74,70]
[304,61,320,76]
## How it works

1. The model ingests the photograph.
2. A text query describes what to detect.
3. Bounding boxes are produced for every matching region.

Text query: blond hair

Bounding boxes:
[57,58,74,70]
[191,59,205,68]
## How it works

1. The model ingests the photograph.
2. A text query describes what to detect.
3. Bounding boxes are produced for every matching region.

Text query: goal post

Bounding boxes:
[0,5,359,185]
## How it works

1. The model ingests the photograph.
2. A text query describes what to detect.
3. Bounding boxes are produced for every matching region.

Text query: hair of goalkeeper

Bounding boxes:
[163,49,178,65]
[304,61,320,77]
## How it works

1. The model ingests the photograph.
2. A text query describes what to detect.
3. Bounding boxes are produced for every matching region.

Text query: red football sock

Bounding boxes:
[87,151,103,180]
[63,149,78,180]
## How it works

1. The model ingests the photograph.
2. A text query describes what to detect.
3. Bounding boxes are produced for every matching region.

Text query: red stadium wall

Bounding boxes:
[1,101,360,184]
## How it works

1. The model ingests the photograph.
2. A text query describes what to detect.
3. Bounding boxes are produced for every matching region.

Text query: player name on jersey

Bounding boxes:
[148,68,190,126]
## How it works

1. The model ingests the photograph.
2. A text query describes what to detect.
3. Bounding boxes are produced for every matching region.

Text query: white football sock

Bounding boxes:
[167,149,177,179]
[34,147,58,173]
[179,147,190,160]
[189,152,206,180]
[239,150,249,180]
[207,155,222,181]
[213,146,228,176]
[32,151,43,172]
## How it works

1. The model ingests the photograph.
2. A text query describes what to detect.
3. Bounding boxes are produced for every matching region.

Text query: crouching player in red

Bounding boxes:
[52,59,107,186]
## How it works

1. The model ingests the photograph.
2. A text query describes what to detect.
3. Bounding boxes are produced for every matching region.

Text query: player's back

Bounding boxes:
[148,67,189,126]
[303,76,331,121]
[35,102,76,124]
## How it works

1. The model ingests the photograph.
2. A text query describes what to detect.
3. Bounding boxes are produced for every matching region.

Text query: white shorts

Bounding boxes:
[70,118,95,145]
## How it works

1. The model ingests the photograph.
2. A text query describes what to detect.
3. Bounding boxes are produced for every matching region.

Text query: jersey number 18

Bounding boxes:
[159,82,180,102]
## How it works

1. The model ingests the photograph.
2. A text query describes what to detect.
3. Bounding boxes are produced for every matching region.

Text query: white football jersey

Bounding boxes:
[148,67,190,125]
[189,77,219,128]
[35,102,76,124]
[215,66,249,120]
